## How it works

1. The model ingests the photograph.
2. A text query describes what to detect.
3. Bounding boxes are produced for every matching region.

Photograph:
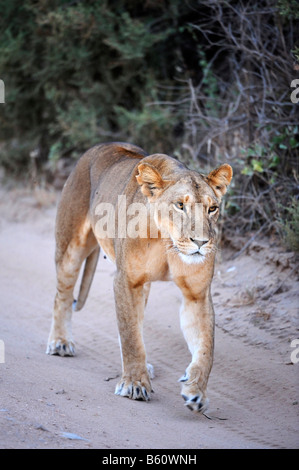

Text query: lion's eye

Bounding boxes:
[175,202,184,210]
[209,206,218,213]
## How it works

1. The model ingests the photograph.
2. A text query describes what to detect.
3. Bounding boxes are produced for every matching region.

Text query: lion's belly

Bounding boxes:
[96,237,171,283]
[97,238,116,263]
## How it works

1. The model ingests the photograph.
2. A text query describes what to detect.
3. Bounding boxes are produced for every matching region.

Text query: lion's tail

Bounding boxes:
[72,246,100,312]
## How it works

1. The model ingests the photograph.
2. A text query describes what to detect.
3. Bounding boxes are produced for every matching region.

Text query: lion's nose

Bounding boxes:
[190,238,209,248]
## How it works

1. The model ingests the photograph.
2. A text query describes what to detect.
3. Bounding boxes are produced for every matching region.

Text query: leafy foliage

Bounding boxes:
[277,198,299,251]
[0,0,189,169]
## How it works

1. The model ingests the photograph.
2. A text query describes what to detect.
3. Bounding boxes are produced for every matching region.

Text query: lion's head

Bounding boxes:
[136,157,233,264]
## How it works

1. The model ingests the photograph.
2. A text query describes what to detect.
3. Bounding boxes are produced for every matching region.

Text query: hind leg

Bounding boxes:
[47,228,97,356]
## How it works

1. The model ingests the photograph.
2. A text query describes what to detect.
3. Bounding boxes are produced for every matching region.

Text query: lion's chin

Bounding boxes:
[178,252,206,265]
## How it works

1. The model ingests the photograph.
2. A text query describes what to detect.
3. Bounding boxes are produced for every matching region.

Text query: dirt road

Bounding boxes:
[0,190,298,449]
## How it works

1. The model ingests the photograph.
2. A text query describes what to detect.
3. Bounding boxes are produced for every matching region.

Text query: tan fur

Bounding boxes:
[47,142,232,413]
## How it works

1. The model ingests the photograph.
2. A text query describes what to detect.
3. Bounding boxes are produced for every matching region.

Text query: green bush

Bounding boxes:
[277,198,299,251]
[0,0,187,171]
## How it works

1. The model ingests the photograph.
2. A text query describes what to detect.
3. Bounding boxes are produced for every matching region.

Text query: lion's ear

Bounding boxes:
[136,163,172,200]
[206,164,233,197]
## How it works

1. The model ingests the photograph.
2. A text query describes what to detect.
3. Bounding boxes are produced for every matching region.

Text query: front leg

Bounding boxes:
[179,292,214,413]
[114,273,152,401]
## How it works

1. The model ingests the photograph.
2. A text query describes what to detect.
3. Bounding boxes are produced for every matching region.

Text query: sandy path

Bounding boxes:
[0,201,298,449]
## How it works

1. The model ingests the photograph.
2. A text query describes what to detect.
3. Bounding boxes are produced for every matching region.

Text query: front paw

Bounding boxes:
[115,373,152,402]
[179,374,209,413]
[46,339,75,357]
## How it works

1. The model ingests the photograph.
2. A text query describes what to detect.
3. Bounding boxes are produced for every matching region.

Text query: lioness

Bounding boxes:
[47,142,232,413]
